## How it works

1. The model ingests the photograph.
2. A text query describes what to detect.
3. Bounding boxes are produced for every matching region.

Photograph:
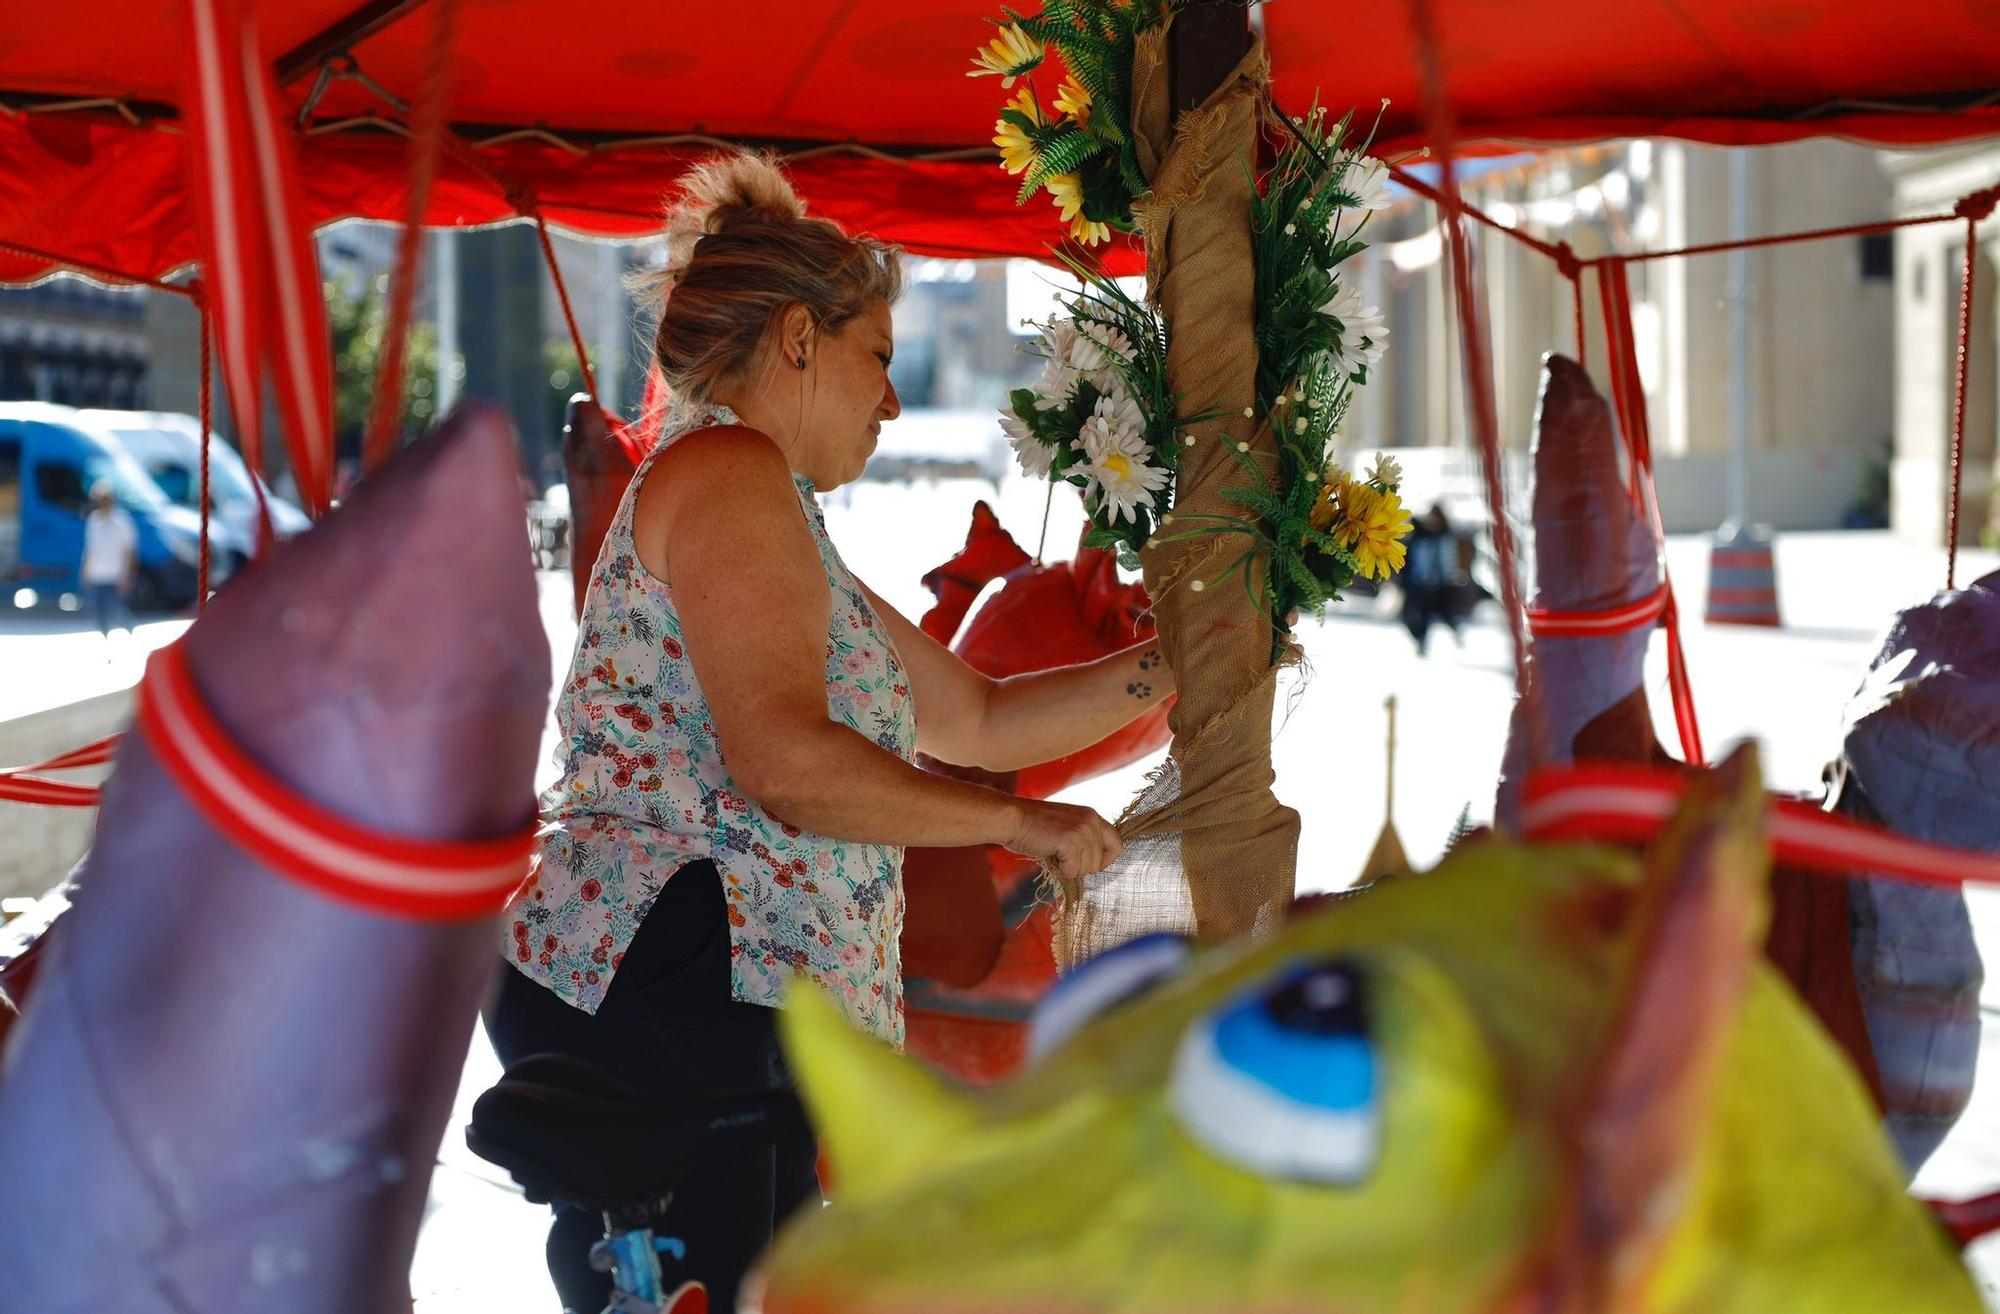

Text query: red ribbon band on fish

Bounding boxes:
[1525,586,1670,638]
[1523,763,2000,890]
[137,642,536,919]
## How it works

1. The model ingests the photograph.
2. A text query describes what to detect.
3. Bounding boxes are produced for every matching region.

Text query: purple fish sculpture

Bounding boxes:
[1496,353,1667,830]
[1489,354,1984,1178]
[1826,572,1992,1172]
[0,402,548,1313]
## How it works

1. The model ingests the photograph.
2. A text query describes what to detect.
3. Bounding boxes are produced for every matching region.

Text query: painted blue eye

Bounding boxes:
[1028,932,1193,1066]
[1169,957,1380,1184]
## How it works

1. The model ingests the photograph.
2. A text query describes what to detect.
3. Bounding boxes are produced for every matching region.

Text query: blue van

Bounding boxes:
[0,403,249,611]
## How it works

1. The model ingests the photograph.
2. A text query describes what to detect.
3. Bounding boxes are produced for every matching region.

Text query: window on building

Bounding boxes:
[1860,234,1894,283]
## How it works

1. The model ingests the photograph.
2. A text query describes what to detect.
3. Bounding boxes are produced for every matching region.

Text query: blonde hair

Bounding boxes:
[635,152,903,409]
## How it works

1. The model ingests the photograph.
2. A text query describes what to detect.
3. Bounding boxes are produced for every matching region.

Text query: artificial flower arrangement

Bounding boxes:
[1185,102,1413,622]
[1001,259,1212,568]
[977,0,1414,633]
[970,0,1170,247]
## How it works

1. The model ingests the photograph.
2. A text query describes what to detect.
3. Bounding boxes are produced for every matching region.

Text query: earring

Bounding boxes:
[796,356,807,370]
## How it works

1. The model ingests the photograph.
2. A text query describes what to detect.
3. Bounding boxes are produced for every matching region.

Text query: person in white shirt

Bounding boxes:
[80,483,137,638]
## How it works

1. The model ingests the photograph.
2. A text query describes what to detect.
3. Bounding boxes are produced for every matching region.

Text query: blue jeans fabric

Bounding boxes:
[84,582,126,637]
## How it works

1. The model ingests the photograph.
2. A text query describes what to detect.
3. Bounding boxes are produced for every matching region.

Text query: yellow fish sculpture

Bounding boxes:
[757,747,1979,1314]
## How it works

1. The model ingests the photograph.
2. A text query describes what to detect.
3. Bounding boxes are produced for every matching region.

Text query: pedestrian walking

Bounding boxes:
[79,482,136,642]
[1401,503,1460,654]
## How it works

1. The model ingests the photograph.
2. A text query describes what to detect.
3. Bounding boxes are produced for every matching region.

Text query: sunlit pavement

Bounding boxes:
[7,476,2000,1309]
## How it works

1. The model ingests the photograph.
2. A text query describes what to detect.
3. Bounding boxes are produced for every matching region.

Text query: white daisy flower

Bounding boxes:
[1077,395,1165,523]
[1067,322,1136,399]
[1368,452,1402,487]
[1031,320,1085,410]
[1069,321,1134,374]
[1000,407,1055,477]
[1322,280,1389,376]
[1328,152,1394,241]
[1084,386,1146,446]
[1337,153,1394,211]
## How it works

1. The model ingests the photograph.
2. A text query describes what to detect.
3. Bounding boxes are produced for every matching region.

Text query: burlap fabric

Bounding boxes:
[1056,20,1300,965]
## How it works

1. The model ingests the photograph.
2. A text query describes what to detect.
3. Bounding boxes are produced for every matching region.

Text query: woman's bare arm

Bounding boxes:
[635,429,1038,851]
[855,580,1172,773]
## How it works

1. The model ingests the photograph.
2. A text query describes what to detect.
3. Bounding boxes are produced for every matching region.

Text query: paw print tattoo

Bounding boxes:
[1126,681,1154,699]
[1136,648,1163,672]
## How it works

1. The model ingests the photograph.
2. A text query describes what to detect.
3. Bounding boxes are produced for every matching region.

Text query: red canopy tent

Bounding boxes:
[1,0,1997,290]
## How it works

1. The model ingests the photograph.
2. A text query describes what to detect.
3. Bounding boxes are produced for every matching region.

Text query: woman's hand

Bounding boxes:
[1003,799,1124,880]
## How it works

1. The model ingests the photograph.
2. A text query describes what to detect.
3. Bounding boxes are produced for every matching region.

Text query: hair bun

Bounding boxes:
[660,151,806,277]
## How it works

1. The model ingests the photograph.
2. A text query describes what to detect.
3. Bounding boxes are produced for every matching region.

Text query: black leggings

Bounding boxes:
[484,861,821,1314]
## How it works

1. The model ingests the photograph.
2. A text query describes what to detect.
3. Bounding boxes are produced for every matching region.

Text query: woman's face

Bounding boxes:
[796,298,900,491]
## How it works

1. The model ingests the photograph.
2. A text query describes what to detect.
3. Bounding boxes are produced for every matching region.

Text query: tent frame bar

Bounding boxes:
[275,0,437,86]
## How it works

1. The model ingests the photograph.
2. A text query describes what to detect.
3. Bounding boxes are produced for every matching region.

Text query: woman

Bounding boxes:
[488,152,1172,1314]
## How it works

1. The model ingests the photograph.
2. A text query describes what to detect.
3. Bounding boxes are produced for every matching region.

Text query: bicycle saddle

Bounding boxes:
[467,1053,808,1213]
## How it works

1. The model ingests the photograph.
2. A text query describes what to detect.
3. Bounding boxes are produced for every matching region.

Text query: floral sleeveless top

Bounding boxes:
[503,406,916,1044]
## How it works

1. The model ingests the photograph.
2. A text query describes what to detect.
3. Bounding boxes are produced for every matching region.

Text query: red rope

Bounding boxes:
[422,117,601,410]
[196,284,213,608]
[1405,0,1534,740]
[1599,259,1705,766]
[1948,215,1979,590]
[1396,172,1978,273]
[363,0,458,475]
[1387,163,1573,268]
[1605,210,1972,266]
[1389,159,1999,599]
[530,205,603,409]
[430,124,606,415]
[1555,243,1586,364]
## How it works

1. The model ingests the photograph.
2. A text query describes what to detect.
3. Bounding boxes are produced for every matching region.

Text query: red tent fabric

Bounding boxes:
[2,0,1998,286]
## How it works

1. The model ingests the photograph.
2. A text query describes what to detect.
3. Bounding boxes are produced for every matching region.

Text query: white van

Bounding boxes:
[75,410,312,555]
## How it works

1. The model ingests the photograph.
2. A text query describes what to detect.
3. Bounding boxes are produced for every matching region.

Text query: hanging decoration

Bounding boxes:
[972,0,1172,247]
[182,0,335,518]
[1219,105,1408,622]
[981,3,1411,638]
[1000,260,1195,565]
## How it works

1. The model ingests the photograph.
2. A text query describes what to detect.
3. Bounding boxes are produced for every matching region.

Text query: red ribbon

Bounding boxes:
[136,642,535,920]
[0,736,121,807]
[183,0,335,517]
[1527,586,1669,638]
[1522,763,2000,890]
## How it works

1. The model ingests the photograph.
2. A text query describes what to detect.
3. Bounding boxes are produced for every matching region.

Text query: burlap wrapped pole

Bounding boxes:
[1058,22,1299,963]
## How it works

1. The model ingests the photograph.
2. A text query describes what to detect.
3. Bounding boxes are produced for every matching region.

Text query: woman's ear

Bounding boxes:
[778,304,816,370]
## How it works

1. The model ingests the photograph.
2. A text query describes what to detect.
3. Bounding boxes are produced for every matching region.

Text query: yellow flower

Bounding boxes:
[969,25,1045,86]
[1046,173,1111,246]
[1336,482,1413,581]
[993,88,1045,176]
[1054,75,1092,124]
[1308,466,1355,532]
[1047,172,1086,221]
[1069,214,1112,246]
[1308,470,1411,579]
